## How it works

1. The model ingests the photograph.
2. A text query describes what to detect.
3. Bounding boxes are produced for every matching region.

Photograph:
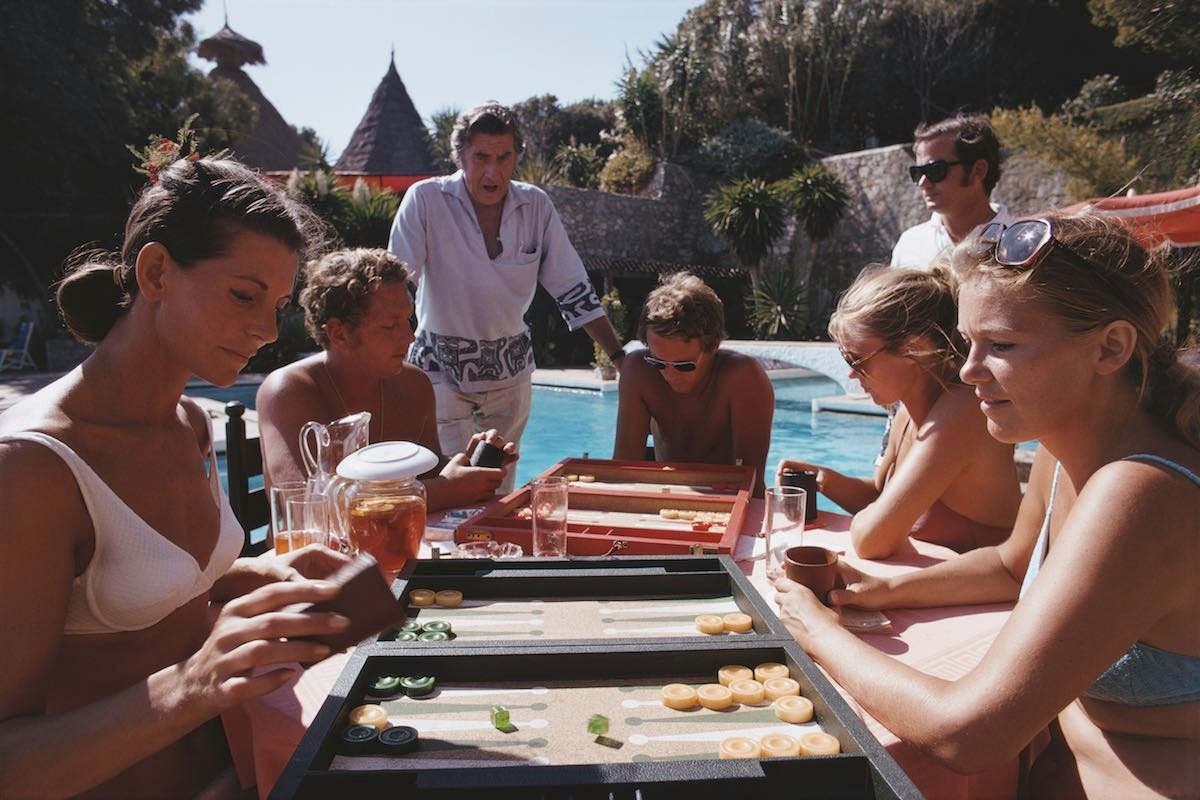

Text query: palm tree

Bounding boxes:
[704,177,788,286]
[778,163,851,240]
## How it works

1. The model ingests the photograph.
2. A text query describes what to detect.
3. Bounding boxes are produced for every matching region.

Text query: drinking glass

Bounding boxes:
[269,481,309,554]
[531,476,569,557]
[285,493,330,551]
[765,485,807,579]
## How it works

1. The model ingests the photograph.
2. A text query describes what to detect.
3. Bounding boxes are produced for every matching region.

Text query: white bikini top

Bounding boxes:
[0,420,244,634]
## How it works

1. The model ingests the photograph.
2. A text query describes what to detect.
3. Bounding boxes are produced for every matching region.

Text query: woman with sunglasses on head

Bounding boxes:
[778,264,1022,558]
[0,157,354,798]
[774,213,1200,798]
[614,272,774,497]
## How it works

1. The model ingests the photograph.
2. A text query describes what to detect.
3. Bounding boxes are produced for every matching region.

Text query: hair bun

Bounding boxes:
[56,259,129,345]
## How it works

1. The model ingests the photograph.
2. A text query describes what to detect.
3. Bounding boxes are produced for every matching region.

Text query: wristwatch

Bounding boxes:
[608,348,626,362]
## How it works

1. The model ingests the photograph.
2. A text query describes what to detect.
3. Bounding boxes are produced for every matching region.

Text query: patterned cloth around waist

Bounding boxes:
[409,329,534,391]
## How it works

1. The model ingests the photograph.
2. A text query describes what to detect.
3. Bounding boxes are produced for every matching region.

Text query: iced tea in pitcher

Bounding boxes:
[348,495,425,576]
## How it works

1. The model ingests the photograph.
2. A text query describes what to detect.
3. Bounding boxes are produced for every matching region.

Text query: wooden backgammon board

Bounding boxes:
[270,557,923,799]
[453,458,758,556]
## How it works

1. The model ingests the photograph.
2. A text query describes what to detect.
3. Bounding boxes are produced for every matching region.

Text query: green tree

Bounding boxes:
[428,106,460,173]
[1089,0,1200,61]
[684,118,806,181]
[0,0,255,296]
[616,63,664,154]
[989,105,1139,199]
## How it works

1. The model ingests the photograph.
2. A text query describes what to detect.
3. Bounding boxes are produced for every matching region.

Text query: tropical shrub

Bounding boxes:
[286,166,350,230]
[704,177,788,280]
[1062,74,1128,119]
[553,141,604,189]
[591,288,629,370]
[340,180,400,248]
[599,143,657,195]
[746,266,809,340]
[777,164,851,240]
[514,155,559,185]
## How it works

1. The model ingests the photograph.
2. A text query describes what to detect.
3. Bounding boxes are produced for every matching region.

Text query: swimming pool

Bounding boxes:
[519,378,883,511]
[188,376,885,512]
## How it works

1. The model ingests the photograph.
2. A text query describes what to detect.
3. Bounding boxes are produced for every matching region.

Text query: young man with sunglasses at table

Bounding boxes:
[891,114,1017,271]
[613,272,774,497]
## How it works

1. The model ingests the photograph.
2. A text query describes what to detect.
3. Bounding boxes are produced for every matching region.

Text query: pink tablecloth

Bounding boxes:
[224,506,1020,799]
[736,508,1020,800]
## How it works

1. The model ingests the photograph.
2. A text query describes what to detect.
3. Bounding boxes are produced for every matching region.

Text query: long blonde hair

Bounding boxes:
[955,212,1200,447]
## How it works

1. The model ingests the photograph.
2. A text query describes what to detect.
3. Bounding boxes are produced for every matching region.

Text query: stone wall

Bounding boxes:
[542,163,726,267]
[544,144,1072,329]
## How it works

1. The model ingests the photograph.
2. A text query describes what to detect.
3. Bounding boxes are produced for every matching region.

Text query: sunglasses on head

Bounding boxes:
[645,355,698,373]
[973,217,1095,271]
[908,159,963,184]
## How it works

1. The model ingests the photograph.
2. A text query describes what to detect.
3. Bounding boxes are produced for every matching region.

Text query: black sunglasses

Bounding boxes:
[908,159,963,184]
[973,217,1096,271]
[645,355,698,373]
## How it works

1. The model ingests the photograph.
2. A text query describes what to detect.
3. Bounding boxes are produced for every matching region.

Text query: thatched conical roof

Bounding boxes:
[335,57,435,175]
[197,24,265,68]
[207,63,305,172]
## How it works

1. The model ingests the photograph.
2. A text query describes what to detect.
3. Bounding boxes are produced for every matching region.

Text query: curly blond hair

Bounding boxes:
[300,248,409,347]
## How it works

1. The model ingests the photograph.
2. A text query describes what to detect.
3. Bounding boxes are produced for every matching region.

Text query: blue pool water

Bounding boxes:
[519,379,884,511]
[189,376,886,512]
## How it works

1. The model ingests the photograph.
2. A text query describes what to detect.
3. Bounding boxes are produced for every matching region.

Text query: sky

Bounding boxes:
[183,0,704,162]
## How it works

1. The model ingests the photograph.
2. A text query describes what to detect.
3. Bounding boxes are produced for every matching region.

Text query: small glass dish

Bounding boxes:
[451,540,524,559]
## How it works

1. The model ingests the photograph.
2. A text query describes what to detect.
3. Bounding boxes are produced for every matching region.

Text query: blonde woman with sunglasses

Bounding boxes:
[614,272,774,497]
[778,264,1022,558]
[774,213,1200,798]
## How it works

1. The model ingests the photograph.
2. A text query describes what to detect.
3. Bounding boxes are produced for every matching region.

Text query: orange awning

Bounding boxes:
[1062,185,1200,248]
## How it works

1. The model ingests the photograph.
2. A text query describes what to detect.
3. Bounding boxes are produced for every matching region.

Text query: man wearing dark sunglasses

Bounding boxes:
[891,114,1017,271]
[613,273,774,497]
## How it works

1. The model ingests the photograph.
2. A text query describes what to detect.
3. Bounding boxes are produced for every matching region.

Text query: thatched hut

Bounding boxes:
[335,55,437,191]
[197,23,306,171]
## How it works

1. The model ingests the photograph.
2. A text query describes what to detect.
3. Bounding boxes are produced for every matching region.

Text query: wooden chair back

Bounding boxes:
[224,401,270,556]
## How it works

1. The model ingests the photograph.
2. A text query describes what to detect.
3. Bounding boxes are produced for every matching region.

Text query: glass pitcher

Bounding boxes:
[299,411,372,496]
[331,441,438,578]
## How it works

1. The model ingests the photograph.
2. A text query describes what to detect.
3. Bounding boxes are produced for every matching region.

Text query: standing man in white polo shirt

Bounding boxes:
[388,101,624,490]
[891,114,1016,270]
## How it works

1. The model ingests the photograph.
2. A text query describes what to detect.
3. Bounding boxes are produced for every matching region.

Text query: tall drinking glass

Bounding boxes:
[269,481,309,554]
[765,485,807,579]
[285,493,330,550]
[531,476,569,557]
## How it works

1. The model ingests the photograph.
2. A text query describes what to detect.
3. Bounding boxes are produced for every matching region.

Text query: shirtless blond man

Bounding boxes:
[613,273,774,496]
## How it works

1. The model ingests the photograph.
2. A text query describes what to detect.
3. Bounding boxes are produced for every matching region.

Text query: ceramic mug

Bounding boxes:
[783,545,840,603]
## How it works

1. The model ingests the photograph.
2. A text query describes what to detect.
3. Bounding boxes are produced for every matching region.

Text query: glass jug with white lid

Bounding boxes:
[331,441,438,578]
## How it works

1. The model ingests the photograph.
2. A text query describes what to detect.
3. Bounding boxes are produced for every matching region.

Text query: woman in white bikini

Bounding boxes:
[0,157,352,798]
[774,213,1200,798]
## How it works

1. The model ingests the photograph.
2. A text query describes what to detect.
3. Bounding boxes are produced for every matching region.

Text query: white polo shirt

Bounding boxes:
[891,203,1016,270]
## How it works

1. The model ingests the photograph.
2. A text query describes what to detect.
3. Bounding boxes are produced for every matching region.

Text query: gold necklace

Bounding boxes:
[323,360,383,437]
